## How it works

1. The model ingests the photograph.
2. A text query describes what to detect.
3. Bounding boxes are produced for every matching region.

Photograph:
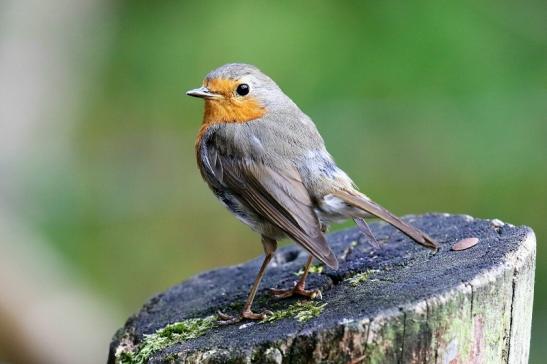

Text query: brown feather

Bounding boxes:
[207,147,338,268]
[332,190,439,250]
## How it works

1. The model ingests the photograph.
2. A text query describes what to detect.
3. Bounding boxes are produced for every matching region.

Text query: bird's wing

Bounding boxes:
[332,189,439,250]
[204,147,338,269]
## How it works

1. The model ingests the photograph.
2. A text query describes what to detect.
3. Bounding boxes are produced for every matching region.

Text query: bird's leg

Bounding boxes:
[218,236,277,324]
[270,255,322,300]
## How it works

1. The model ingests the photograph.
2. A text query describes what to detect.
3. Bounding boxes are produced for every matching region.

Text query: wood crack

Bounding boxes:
[505,267,518,363]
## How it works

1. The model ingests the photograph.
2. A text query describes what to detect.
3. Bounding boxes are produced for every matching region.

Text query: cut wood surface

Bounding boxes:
[108,214,535,364]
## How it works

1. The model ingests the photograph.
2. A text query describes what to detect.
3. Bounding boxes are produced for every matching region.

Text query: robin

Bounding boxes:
[187,63,438,324]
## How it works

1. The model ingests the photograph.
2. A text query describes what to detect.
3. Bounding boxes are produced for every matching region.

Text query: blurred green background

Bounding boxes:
[3,1,545,362]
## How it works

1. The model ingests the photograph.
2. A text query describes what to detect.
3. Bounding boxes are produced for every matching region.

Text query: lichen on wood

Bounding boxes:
[345,269,378,286]
[294,264,323,276]
[263,301,327,323]
[115,316,217,364]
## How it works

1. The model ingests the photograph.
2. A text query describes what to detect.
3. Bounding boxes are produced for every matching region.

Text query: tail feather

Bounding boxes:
[332,190,439,250]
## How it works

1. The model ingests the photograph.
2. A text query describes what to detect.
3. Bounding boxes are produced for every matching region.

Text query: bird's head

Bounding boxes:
[187,63,291,125]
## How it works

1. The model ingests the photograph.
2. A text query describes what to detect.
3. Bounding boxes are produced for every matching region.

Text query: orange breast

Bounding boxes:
[203,77,265,125]
[203,97,265,125]
[195,78,266,147]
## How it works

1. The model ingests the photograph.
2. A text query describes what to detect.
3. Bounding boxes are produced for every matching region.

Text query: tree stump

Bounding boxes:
[108,214,535,364]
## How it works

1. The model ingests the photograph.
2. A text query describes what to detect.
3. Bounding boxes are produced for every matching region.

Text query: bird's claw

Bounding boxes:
[217,309,273,325]
[242,309,273,321]
[217,310,241,325]
[270,285,322,300]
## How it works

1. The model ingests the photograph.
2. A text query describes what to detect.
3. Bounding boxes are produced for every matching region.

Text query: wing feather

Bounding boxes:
[207,147,338,268]
[332,190,438,250]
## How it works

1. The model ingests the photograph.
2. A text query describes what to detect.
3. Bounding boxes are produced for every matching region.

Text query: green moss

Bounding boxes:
[345,269,377,286]
[116,316,217,364]
[294,264,324,276]
[263,301,327,323]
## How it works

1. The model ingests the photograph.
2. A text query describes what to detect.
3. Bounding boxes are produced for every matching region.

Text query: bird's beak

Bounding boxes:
[186,86,221,99]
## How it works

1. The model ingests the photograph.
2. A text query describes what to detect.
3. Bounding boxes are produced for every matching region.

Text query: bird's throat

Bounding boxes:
[202,98,265,125]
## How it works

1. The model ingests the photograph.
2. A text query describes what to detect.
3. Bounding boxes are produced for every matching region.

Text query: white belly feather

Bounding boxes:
[315,193,367,225]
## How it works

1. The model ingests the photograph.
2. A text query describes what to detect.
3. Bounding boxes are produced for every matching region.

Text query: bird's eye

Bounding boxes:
[236,83,250,96]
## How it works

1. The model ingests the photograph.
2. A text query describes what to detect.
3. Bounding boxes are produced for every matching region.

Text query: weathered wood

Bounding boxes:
[108,214,535,364]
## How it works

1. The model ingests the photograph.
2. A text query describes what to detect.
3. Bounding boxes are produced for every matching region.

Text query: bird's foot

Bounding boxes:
[217,309,273,325]
[217,310,241,325]
[270,284,322,300]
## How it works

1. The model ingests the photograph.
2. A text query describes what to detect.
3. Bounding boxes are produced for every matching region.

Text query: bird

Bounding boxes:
[187,63,438,324]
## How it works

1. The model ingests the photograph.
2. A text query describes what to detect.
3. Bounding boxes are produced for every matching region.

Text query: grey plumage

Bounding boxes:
[194,63,438,271]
